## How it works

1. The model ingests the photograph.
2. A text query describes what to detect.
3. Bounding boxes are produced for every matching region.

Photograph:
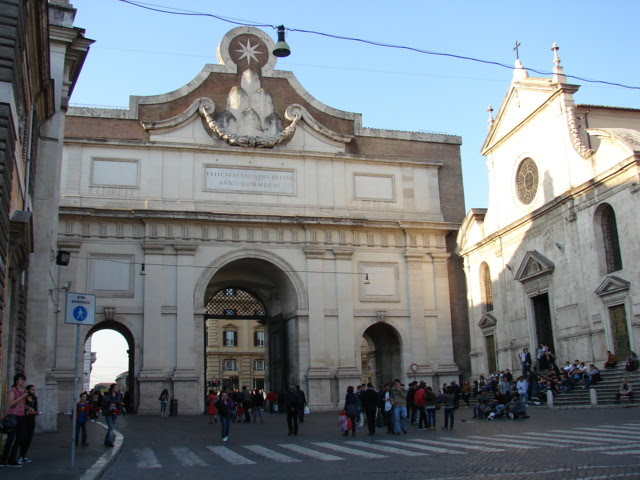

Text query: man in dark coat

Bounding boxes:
[360,383,379,435]
[296,385,307,423]
[284,385,302,435]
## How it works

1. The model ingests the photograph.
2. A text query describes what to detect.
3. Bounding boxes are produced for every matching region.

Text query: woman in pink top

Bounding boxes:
[1,373,28,468]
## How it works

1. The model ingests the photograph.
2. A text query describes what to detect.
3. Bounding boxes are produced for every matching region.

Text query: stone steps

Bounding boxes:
[548,364,639,407]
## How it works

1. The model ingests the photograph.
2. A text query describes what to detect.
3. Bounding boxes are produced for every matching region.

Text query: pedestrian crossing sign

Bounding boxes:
[65,292,96,325]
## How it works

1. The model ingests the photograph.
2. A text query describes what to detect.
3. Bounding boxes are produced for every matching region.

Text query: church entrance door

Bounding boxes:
[608,304,630,358]
[485,334,497,373]
[532,293,555,355]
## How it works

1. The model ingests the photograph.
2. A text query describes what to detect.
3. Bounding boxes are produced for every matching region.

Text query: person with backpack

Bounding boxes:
[414,381,427,430]
[441,386,456,430]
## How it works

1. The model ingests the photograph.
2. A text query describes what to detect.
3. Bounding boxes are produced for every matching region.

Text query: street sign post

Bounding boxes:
[65,292,95,467]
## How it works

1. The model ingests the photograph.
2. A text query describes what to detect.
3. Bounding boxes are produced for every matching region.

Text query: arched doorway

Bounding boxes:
[86,320,136,412]
[202,256,300,396]
[362,323,401,387]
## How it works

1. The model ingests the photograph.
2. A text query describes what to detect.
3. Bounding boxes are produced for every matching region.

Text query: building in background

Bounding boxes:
[0,0,91,431]
[205,287,265,392]
[457,48,640,377]
[56,26,468,414]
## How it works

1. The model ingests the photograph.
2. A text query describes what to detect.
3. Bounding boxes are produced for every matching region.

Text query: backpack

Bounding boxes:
[414,388,426,407]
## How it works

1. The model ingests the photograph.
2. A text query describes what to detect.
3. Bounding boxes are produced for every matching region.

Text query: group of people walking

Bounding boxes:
[200,384,307,441]
[342,379,460,436]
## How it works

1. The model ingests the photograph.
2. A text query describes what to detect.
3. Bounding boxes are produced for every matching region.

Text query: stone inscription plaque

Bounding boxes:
[205,166,295,195]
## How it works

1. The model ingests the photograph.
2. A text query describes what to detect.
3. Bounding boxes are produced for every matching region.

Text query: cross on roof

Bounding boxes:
[513,40,521,60]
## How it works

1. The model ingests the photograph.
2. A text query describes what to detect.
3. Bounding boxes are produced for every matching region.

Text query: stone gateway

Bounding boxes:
[55,27,469,413]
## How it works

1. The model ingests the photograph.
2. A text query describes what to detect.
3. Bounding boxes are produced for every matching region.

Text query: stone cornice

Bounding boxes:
[142,242,166,254]
[59,206,460,231]
[57,240,82,252]
[62,137,445,169]
[332,248,354,259]
[173,243,198,255]
[304,248,329,259]
[404,252,425,262]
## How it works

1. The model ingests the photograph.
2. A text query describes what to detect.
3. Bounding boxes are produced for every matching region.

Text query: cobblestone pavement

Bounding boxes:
[102,406,640,480]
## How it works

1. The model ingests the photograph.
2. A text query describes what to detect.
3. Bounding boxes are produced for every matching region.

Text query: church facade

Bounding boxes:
[55,27,468,414]
[457,48,640,377]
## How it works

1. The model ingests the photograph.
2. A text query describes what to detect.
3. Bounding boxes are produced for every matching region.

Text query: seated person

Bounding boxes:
[503,369,513,383]
[559,375,572,393]
[492,391,508,417]
[506,393,529,419]
[615,379,633,403]
[583,364,601,388]
[625,352,639,372]
[604,350,618,369]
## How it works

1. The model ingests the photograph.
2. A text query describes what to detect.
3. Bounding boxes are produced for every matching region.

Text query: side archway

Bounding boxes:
[86,320,137,412]
[361,322,402,387]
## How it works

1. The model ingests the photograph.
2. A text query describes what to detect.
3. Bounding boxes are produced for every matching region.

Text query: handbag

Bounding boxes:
[338,412,349,432]
[2,414,17,432]
[303,406,310,415]
[376,410,385,427]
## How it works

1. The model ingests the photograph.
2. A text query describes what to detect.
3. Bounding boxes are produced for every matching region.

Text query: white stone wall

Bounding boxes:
[459,71,640,379]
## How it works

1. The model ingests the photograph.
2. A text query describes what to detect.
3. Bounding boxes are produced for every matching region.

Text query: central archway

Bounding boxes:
[199,254,303,396]
[361,323,401,387]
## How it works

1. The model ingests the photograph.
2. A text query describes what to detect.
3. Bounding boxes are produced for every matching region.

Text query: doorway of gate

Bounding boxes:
[361,323,401,387]
[202,257,299,399]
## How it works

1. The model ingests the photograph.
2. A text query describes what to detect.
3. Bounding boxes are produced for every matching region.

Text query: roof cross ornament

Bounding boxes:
[513,40,521,60]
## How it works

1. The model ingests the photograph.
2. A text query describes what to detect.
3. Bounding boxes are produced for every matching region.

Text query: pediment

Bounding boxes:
[477,313,497,329]
[515,250,554,283]
[482,78,556,155]
[595,275,630,297]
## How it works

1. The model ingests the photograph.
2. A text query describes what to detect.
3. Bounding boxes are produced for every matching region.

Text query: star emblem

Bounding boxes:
[235,39,264,65]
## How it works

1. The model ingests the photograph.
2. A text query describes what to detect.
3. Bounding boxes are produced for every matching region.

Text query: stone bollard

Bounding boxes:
[590,388,598,406]
[547,390,554,408]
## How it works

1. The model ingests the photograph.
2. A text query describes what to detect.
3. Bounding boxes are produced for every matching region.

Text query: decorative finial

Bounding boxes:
[551,42,566,83]
[487,105,494,129]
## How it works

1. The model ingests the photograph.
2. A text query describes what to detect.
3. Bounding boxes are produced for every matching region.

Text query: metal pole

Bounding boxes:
[71,323,81,467]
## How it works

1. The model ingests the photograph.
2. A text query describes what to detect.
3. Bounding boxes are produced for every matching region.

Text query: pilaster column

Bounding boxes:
[430,252,458,376]
[405,252,428,377]
[171,243,200,413]
[304,248,329,372]
[334,249,357,369]
[304,248,331,407]
[173,243,198,374]
[139,243,166,376]
[334,249,360,394]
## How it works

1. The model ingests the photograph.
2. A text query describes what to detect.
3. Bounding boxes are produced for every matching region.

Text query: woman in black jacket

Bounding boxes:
[343,386,358,436]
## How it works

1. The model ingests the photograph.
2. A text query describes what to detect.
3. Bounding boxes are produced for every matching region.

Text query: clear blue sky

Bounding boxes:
[70,0,640,211]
